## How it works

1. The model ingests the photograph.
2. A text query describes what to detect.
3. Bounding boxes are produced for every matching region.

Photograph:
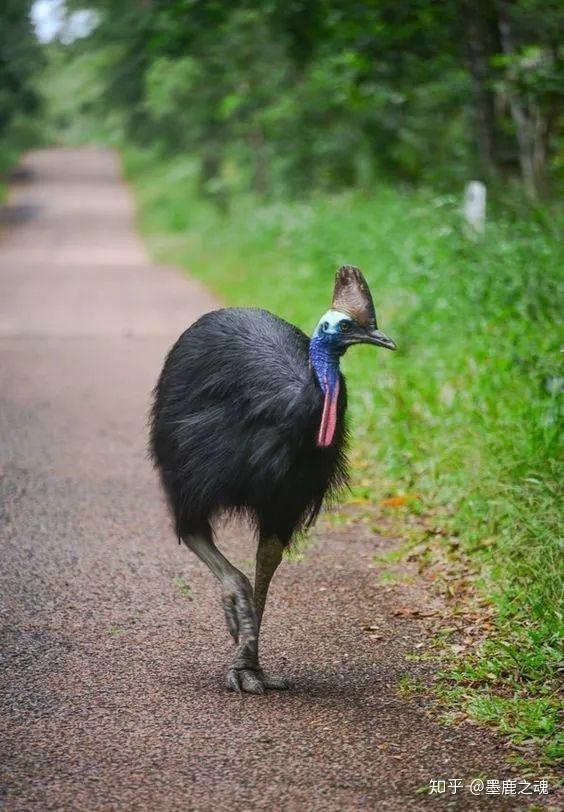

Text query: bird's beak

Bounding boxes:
[343,325,397,351]
[364,327,397,351]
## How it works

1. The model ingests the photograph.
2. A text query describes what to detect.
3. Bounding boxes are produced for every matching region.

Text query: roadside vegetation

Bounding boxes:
[0,1,45,200]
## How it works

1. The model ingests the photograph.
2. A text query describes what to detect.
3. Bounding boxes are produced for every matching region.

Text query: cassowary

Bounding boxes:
[151,265,395,693]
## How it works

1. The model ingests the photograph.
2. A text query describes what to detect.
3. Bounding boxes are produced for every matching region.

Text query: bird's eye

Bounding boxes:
[339,320,351,332]
[323,321,330,331]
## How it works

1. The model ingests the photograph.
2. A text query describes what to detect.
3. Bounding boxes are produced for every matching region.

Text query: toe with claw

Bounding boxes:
[227,666,293,694]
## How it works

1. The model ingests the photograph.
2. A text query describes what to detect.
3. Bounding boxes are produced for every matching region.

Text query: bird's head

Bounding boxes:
[310,266,396,448]
[312,265,396,353]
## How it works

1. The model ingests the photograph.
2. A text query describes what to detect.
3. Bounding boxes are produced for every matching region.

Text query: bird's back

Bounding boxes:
[151,308,348,542]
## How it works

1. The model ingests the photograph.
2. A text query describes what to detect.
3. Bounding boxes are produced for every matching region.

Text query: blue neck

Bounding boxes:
[309,335,342,396]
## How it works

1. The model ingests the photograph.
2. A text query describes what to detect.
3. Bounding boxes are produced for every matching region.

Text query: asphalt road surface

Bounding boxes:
[0,149,535,811]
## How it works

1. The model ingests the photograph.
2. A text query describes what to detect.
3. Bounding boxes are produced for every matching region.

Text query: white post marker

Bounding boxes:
[464,181,487,234]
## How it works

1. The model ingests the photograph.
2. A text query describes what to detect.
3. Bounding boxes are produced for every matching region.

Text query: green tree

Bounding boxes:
[47,0,564,199]
[0,0,44,165]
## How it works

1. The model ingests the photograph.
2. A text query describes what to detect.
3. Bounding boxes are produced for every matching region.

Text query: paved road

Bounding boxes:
[0,149,522,811]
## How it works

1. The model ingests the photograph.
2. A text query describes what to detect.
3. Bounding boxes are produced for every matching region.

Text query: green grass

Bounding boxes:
[123,147,563,763]
[172,576,193,600]
[0,144,21,205]
[439,635,563,766]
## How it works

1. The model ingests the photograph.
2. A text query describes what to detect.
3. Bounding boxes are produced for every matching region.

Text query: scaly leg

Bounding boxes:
[252,536,292,690]
[183,532,262,694]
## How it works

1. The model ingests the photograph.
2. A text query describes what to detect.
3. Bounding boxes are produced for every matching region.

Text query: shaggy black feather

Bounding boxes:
[150,308,349,546]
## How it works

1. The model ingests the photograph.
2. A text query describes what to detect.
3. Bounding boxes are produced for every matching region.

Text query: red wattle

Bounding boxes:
[317,377,340,447]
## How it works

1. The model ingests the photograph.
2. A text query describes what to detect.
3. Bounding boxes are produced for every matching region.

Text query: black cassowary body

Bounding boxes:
[152,308,348,542]
[151,265,395,694]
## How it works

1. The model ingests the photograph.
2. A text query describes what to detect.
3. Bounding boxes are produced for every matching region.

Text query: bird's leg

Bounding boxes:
[252,537,292,690]
[254,536,283,629]
[183,533,264,694]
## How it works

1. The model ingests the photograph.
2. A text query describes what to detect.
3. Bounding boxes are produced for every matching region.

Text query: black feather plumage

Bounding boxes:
[150,307,349,545]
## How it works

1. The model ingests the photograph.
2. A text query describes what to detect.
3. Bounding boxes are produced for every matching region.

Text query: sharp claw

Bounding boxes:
[227,667,263,695]
[263,675,293,691]
[240,670,265,695]
[227,668,243,694]
[226,666,292,694]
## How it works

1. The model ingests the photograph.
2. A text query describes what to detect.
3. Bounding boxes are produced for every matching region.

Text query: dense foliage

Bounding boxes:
[0,0,44,177]
[54,0,564,200]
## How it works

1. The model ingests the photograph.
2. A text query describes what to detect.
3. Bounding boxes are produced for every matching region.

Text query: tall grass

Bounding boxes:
[124,147,563,761]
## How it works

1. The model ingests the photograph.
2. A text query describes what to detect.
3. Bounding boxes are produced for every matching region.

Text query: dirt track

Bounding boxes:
[0,149,539,810]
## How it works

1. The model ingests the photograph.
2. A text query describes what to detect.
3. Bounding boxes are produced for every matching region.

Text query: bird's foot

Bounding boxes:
[221,573,257,644]
[221,573,292,694]
[227,665,293,695]
[261,672,293,691]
